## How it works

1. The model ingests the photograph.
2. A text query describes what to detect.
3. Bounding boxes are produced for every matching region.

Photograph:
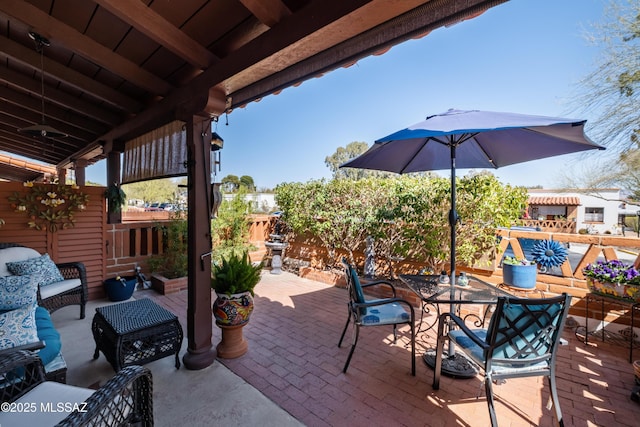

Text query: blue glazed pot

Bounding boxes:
[503,264,537,289]
[103,276,137,301]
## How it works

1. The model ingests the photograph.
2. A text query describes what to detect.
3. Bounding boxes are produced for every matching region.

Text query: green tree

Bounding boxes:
[122,178,178,204]
[325,141,393,180]
[573,0,639,150]
[221,175,240,192]
[239,175,256,191]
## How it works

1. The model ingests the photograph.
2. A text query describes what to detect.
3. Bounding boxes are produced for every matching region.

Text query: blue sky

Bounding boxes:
[88,0,609,189]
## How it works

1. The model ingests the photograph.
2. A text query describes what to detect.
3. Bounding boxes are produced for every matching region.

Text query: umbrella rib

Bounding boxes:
[399,137,432,174]
[464,133,497,168]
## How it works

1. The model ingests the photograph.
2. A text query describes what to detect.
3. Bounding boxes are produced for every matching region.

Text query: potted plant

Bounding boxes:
[105,183,126,213]
[502,256,537,289]
[148,211,188,294]
[103,275,137,301]
[211,251,263,358]
[583,259,640,302]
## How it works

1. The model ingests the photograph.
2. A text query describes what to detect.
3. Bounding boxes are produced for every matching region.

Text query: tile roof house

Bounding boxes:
[527,188,627,234]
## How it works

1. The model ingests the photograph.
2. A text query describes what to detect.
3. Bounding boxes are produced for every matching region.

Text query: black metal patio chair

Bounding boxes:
[432,293,572,427]
[338,258,416,375]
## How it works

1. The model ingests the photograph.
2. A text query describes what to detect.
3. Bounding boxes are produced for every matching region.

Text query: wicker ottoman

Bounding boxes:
[92,298,183,371]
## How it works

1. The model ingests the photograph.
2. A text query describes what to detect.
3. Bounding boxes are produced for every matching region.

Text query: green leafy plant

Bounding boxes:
[502,256,536,266]
[105,183,126,213]
[211,251,263,295]
[275,174,528,273]
[211,189,255,263]
[148,210,188,278]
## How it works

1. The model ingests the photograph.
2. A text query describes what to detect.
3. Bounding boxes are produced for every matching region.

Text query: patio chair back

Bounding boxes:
[432,293,571,427]
[338,258,415,375]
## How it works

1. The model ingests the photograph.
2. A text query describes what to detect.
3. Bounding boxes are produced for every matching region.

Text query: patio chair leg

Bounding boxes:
[485,376,498,427]
[410,321,415,376]
[548,374,564,427]
[343,324,360,373]
[338,307,352,348]
[392,324,398,343]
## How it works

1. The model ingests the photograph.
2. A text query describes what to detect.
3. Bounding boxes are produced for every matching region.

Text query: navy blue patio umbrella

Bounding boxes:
[341,108,604,371]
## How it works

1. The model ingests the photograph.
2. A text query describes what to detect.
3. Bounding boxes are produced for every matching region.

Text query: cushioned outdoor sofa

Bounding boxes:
[0,243,87,319]
[0,243,88,383]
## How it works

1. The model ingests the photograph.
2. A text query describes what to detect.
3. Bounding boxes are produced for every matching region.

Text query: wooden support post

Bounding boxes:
[106,149,122,224]
[74,159,88,186]
[182,115,215,370]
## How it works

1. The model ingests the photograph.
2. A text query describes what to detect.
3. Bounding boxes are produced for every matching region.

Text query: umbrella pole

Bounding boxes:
[448,144,457,358]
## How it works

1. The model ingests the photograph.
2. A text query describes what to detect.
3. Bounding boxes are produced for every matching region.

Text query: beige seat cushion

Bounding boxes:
[39,279,82,299]
[0,381,94,426]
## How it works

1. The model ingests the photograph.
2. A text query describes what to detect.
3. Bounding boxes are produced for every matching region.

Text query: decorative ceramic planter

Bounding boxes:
[213,291,254,358]
[213,291,254,326]
[103,276,136,301]
[503,263,537,289]
[587,278,640,302]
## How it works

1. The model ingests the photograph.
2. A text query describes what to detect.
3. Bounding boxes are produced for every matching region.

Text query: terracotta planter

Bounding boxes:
[216,324,249,358]
[587,278,640,302]
[150,274,188,295]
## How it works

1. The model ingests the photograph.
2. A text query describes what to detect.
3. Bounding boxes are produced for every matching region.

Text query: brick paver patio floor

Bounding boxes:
[146,271,640,426]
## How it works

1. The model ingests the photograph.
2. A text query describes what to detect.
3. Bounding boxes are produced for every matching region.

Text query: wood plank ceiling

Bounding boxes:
[0,0,507,182]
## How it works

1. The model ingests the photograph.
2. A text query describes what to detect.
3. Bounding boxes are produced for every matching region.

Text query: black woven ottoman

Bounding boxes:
[92,298,183,371]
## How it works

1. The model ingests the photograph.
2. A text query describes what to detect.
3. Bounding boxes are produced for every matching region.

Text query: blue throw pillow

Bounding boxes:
[35,306,61,366]
[7,253,64,287]
[0,303,39,350]
[0,275,38,311]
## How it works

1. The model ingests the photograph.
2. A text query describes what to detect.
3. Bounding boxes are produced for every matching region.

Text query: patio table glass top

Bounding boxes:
[399,274,511,304]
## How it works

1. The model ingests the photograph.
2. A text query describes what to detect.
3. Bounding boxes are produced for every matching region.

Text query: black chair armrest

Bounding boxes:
[0,341,45,357]
[57,365,153,427]
[361,280,397,297]
[438,312,489,350]
[55,262,87,283]
[0,350,46,403]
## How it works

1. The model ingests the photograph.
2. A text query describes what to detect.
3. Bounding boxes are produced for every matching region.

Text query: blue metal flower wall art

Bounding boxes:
[531,240,568,271]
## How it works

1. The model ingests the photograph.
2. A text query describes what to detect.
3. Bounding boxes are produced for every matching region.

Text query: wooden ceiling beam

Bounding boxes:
[0,0,173,95]
[0,126,76,159]
[0,66,122,126]
[0,107,99,144]
[0,85,109,136]
[94,0,217,70]
[0,34,142,113]
[102,0,375,142]
[239,0,292,27]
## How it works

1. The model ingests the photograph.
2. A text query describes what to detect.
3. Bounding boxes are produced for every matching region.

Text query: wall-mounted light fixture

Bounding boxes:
[211,128,224,218]
[211,132,224,151]
[18,32,68,138]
